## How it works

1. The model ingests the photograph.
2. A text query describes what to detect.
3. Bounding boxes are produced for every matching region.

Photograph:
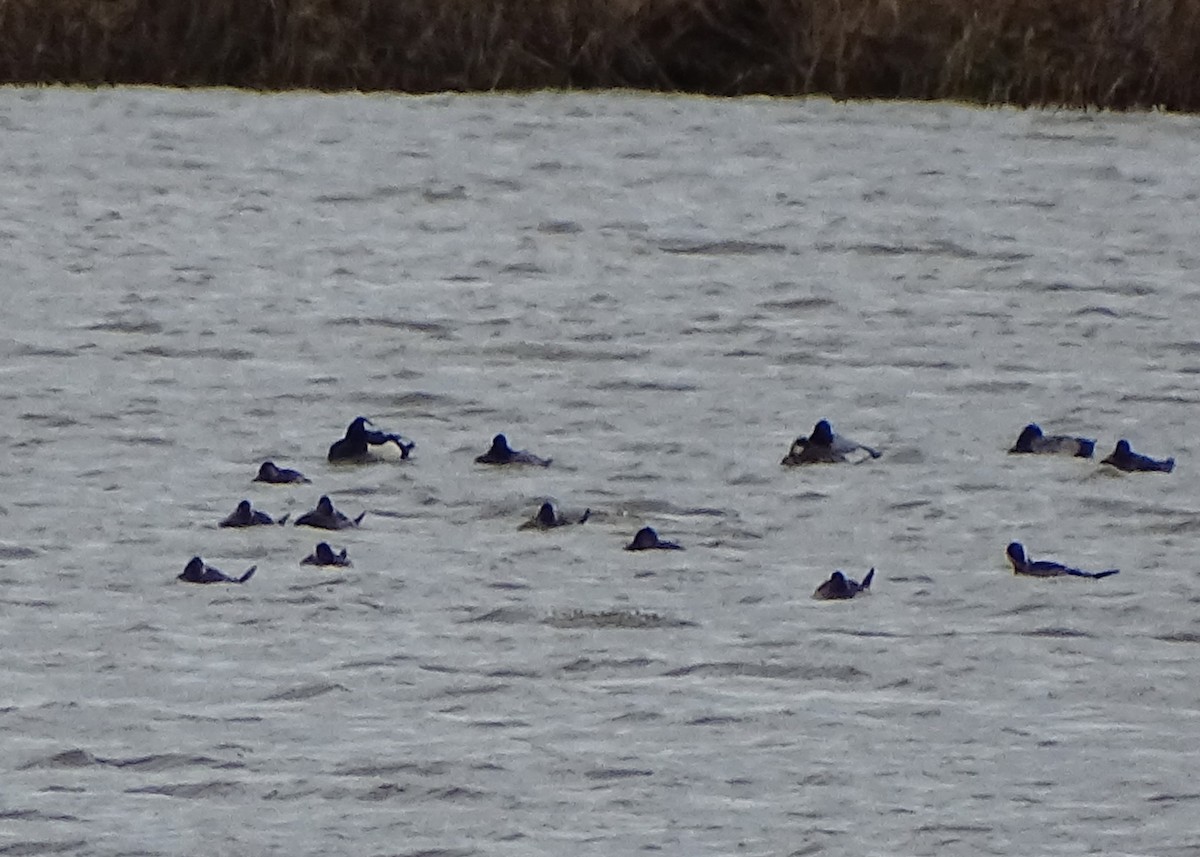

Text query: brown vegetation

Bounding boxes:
[0,0,1198,109]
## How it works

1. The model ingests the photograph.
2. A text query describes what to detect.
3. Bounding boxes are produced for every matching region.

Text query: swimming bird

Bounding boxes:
[813,568,875,600]
[300,542,352,568]
[253,461,311,484]
[518,501,590,530]
[295,496,365,530]
[178,556,256,584]
[1005,542,1119,579]
[625,526,683,551]
[218,500,288,528]
[328,417,415,463]
[475,433,551,466]
[782,419,880,465]
[1100,439,1175,473]
[1008,424,1095,458]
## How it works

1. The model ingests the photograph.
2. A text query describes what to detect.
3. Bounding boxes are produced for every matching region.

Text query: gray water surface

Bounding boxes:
[2,88,1199,856]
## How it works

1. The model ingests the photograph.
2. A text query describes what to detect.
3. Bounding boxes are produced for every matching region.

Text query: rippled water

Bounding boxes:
[3,87,1200,856]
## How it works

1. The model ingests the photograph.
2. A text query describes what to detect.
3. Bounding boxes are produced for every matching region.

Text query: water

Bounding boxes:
[2,87,1200,856]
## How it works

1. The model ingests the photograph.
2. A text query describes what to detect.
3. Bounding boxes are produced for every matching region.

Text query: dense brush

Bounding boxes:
[1,0,1197,109]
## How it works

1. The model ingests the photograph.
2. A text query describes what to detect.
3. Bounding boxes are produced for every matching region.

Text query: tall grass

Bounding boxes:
[1,0,1198,109]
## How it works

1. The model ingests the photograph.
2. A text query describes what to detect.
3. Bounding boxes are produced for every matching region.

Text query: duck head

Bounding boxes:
[346,417,373,438]
[1013,424,1043,451]
[809,420,834,446]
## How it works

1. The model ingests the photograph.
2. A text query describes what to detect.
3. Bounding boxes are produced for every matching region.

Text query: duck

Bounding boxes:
[178,556,256,584]
[218,500,288,528]
[1005,542,1119,579]
[518,501,590,530]
[328,416,415,463]
[294,496,365,530]
[1100,439,1175,473]
[475,433,551,466]
[812,568,875,600]
[625,526,683,551]
[253,461,311,484]
[1008,423,1095,458]
[781,419,880,465]
[300,542,352,567]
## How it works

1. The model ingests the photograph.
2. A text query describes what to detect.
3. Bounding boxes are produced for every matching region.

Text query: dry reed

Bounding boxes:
[1,0,1198,109]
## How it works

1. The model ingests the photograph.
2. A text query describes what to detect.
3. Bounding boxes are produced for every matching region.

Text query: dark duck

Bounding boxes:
[300,542,352,567]
[625,526,683,551]
[295,496,365,530]
[475,433,551,466]
[178,556,256,584]
[813,569,875,600]
[782,419,880,465]
[1005,542,1119,579]
[1008,423,1095,458]
[519,501,590,530]
[328,417,415,463]
[218,500,288,528]
[1100,439,1175,473]
[253,461,311,484]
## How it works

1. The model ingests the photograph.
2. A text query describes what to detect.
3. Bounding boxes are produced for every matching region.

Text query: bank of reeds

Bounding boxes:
[1,0,1198,109]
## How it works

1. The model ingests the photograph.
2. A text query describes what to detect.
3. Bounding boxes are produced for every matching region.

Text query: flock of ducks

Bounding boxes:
[180,418,395,583]
[1007,423,1175,472]
[780,418,1175,595]
[181,416,1177,599]
[995,421,1174,583]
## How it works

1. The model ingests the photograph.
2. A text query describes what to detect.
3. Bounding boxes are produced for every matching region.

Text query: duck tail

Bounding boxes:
[578,508,591,524]
[1092,569,1120,579]
[237,566,257,584]
[353,511,367,526]
[862,568,875,590]
[277,514,290,526]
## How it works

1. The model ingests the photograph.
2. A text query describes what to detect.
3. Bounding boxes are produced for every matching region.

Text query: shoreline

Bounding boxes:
[1,0,1196,111]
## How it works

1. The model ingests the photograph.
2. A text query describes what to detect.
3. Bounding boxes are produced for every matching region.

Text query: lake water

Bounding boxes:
[2,87,1199,856]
